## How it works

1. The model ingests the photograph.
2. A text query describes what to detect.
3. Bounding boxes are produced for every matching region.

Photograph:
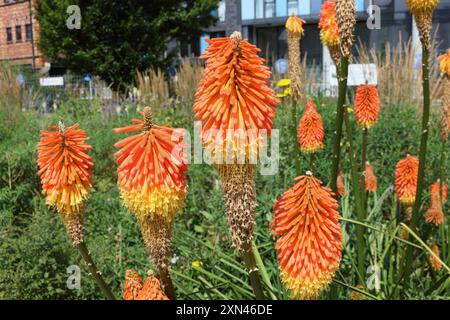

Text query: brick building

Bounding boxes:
[0,0,44,69]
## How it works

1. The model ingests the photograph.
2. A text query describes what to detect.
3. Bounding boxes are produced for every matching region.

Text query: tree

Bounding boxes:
[35,0,217,91]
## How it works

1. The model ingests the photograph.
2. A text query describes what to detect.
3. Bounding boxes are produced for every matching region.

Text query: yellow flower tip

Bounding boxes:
[438,49,450,76]
[347,107,354,113]
[285,16,306,35]
[192,260,203,268]
[120,185,187,221]
[281,266,339,300]
[406,0,440,15]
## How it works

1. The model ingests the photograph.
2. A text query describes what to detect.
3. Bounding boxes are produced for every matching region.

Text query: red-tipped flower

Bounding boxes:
[271,173,342,299]
[123,270,169,300]
[354,84,380,129]
[37,122,93,214]
[395,155,419,206]
[114,107,188,221]
[425,182,447,226]
[193,32,279,162]
[297,99,324,154]
[364,162,377,192]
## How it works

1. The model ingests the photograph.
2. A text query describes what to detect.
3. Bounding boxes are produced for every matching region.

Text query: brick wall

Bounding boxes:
[0,0,44,68]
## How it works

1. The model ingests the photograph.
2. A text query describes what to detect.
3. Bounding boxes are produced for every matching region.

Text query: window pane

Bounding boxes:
[241,0,255,20]
[287,0,298,15]
[276,0,287,17]
[26,24,32,41]
[256,0,264,18]
[356,0,364,12]
[6,27,12,42]
[16,25,22,42]
[218,0,226,22]
[310,0,322,14]
[265,0,275,18]
[200,34,209,55]
[299,0,310,15]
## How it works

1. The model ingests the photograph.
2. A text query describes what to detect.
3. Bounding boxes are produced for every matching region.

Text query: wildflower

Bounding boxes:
[114,106,188,222]
[297,99,324,153]
[425,182,447,226]
[335,0,356,58]
[337,171,346,197]
[193,31,279,163]
[429,243,442,271]
[364,162,377,192]
[123,270,169,300]
[319,0,341,63]
[37,121,93,245]
[193,32,279,253]
[395,155,419,206]
[406,0,440,50]
[271,172,342,300]
[350,284,368,300]
[354,84,380,129]
[286,16,306,102]
[192,260,203,268]
[438,50,450,76]
[115,106,187,275]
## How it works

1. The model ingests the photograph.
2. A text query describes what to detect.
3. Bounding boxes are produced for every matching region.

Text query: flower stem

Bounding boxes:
[343,110,366,283]
[241,242,266,300]
[402,46,432,289]
[159,266,176,300]
[360,128,369,212]
[76,242,116,300]
[292,100,301,176]
[330,57,349,195]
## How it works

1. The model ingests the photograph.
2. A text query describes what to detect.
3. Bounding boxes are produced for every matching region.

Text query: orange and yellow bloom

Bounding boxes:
[395,155,419,206]
[319,0,340,62]
[285,15,305,35]
[123,270,169,300]
[271,173,342,299]
[429,243,443,272]
[193,32,279,162]
[37,122,93,215]
[425,182,447,225]
[364,162,377,193]
[298,99,324,154]
[438,50,450,76]
[114,107,188,221]
[354,84,380,129]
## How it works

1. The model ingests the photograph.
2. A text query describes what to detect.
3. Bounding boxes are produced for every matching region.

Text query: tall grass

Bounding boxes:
[355,35,442,107]
[0,63,22,131]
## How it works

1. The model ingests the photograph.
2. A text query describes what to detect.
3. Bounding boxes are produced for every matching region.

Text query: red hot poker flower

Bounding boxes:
[298,99,324,154]
[395,155,419,206]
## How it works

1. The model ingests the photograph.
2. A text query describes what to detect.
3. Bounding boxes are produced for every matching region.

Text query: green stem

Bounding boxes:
[292,100,301,176]
[159,266,176,300]
[309,153,316,173]
[438,140,447,261]
[330,57,349,195]
[343,110,366,283]
[360,128,369,216]
[402,47,432,290]
[76,242,116,300]
[241,242,266,300]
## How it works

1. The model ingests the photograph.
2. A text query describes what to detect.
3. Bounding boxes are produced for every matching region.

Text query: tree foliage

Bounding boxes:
[35,0,217,91]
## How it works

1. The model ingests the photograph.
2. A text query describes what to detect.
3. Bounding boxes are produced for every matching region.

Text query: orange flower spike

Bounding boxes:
[37,121,93,215]
[123,269,143,300]
[438,50,450,76]
[297,99,324,154]
[364,162,377,192]
[425,182,447,226]
[114,107,188,222]
[429,243,443,272]
[354,84,380,129]
[286,16,306,35]
[193,31,279,161]
[123,270,169,300]
[395,155,419,206]
[319,0,340,48]
[337,170,346,197]
[272,173,342,299]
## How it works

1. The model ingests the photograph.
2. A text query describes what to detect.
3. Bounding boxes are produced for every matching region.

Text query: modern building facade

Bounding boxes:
[0,0,44,69]
[196,0,450,68]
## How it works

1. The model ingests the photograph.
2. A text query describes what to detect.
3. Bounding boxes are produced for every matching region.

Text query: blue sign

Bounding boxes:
[274,59,287,75]
[84,75,92,82]
[17,73,25,86]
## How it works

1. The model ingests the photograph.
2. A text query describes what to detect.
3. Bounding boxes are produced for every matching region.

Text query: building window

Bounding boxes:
[241,0,255,20]
[264,0,275,18]
[16,25,22,42]
[287,0,298,16]
[356,0,365,12]
[6,27,13,43]
[256,0,263,18]
[26,24,32,41]
[218,0,226,22]
[276,0,287,17]
[299,0,310,15]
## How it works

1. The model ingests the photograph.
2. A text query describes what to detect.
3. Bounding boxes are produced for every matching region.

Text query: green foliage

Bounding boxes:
[0,98,448,299]
[35,0,218,91]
